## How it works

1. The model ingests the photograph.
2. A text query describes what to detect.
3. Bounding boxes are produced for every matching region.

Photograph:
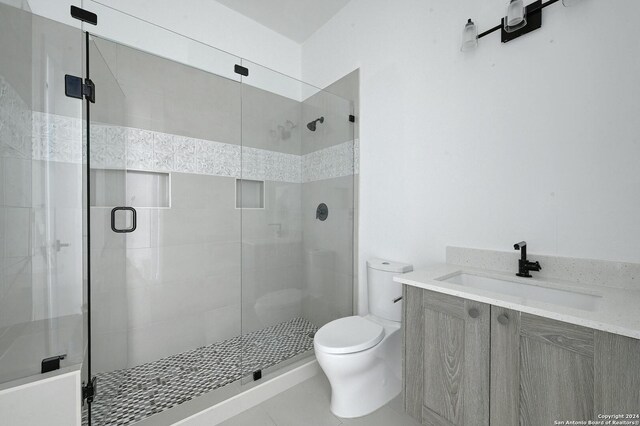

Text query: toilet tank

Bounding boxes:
[367,258,413,321]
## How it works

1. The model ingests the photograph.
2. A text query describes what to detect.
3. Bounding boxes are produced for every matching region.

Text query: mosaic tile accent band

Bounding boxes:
[83,317,317,426]
[302,138,358,183]
[30,112,358,183]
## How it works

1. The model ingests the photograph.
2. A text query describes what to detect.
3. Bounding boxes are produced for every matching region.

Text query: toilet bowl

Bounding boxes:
[313,259,413,418]
[314,314,402,418]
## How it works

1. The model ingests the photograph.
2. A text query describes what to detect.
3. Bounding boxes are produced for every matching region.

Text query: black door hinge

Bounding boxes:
[65,75,95,103]
[82,377,97,405]
[84,79,96,103]
[252,370,262,381]
[41,354,66,374]
[70,6,97,25]
[234,64,249,77]
[349,114,355,123]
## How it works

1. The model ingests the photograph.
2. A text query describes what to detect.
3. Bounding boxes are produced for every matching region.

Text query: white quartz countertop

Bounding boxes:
[394,264,640,340]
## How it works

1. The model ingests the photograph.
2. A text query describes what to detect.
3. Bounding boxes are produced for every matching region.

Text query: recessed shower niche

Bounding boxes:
[90,169,170,208]
[236,178,265,209]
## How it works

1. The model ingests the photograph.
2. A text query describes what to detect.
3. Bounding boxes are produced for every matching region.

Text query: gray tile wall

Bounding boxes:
[301,89,354,156]
[241,181,303,333]
[301,175,355,327]
[92,38,242,145]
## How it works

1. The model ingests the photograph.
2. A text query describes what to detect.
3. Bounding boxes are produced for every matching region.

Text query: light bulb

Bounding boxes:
[461,19,478,52]
[505,0,527,33]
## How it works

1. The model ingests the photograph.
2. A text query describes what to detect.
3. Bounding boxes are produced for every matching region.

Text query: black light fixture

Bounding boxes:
[461,0,580,50]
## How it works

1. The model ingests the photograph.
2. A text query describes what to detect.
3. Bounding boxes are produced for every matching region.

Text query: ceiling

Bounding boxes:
[214,0,352,43]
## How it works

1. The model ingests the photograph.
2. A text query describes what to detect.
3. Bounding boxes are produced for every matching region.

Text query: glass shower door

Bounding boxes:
[85,27,244,424]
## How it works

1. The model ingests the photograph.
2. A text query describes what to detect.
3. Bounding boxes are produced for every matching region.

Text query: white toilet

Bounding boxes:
[313,258,413,418]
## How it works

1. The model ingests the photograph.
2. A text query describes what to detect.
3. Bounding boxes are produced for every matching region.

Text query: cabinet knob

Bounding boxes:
[468,308,480,318]
[497,314,509,325]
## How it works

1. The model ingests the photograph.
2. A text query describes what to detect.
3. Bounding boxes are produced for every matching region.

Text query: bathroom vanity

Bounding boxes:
[396,250,640,426]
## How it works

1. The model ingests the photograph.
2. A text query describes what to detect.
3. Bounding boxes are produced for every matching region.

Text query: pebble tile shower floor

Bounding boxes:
[83,317,318,426]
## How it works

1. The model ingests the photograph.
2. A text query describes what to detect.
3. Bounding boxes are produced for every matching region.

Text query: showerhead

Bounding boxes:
[306,116,324,132]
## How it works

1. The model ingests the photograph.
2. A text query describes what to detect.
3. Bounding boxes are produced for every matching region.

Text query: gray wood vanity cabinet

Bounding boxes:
[402,285,640,426]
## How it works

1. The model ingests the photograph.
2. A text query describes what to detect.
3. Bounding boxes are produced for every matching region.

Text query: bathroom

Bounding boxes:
[0,0,638,425]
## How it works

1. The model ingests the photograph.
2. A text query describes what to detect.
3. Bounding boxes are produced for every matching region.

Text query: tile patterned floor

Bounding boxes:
[84,317,317,426]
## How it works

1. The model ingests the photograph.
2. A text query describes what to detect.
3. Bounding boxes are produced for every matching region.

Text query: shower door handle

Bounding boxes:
[111,207,137,233]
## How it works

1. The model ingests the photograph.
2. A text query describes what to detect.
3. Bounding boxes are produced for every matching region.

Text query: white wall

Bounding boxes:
[301,0,640,313]
[27,0,302,80]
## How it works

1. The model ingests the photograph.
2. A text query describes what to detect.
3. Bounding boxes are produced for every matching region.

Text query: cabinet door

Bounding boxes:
[594,331,640,414]
[491,307,595,426]
[418,290,490,426]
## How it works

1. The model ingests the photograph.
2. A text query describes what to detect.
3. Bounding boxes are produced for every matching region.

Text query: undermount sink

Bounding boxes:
[439,273,601,311]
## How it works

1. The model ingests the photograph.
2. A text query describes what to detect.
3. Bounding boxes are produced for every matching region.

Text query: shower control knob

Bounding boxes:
[468,308,480,318]
[316,203,328,221]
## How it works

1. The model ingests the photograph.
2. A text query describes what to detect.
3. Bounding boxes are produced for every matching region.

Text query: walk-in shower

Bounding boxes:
[0,1,356,425]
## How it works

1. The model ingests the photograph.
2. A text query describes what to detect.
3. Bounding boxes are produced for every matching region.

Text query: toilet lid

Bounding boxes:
[314,316,384,354]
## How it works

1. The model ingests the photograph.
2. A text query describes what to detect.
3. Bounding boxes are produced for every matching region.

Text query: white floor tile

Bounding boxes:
[218,405,276,426]
[340,405,422,426]
[221,372,422,426]
[260,374,341,426]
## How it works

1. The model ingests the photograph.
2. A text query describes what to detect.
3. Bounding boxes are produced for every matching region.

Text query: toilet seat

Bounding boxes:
[314,316,384,354]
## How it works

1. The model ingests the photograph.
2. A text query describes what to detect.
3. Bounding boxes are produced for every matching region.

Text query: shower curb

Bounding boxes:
[176,359,320,425]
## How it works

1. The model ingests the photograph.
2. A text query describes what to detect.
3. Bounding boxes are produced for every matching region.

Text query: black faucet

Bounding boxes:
[513,241,541,278]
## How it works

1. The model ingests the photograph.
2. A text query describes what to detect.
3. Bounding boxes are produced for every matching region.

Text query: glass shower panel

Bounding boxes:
[83,0,242,83]
[0,1,84,385]
[86,34,128,413]
[299,77,356,331]
[87,32,243,425]
[239,60,355,381]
